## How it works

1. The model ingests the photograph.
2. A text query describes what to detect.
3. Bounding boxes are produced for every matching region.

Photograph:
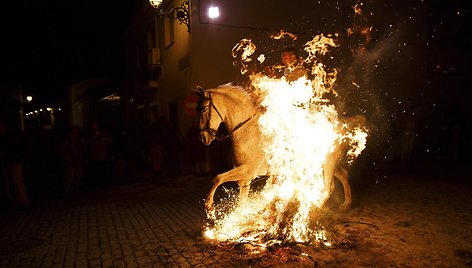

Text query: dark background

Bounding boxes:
[0,0,471,168]
[0,0,138,107]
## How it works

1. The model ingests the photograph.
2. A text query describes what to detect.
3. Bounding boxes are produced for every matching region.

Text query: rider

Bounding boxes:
[280,47,307,81]
[265,47,307,82]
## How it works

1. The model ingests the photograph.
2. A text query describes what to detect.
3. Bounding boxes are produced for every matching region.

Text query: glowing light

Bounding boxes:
[26,96,33,102]
[46,107,52,111]
[149,0,163,9]
[208,6,219,18]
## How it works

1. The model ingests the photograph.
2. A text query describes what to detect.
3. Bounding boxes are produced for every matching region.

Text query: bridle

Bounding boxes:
[198,91,254,141]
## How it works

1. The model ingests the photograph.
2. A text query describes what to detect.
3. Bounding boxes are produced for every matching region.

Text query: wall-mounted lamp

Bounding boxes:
[149,0,191,32]
[208,6,219,19]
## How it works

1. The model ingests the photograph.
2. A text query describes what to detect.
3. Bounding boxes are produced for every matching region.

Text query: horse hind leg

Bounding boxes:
[238,180,251,201]
[335,166,352,212]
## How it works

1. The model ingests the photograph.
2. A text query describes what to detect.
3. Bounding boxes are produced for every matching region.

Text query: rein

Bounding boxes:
[216,115,254,141]
[200,92,255,141]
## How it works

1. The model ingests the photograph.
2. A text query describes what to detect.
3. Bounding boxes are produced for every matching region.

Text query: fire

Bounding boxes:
[232,39,256,74]
[345,126,368,164]
[271,30,298,40]
[353,3,363,16]
[205,34,368,244]
[347,2,373,46]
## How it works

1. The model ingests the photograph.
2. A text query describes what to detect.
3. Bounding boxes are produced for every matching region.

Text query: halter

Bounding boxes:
[199,91,255,141]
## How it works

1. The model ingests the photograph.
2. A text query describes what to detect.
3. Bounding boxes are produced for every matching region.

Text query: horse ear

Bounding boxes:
[194,85,206,96]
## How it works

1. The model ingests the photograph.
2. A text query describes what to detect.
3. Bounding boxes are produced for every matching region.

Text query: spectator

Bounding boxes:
[157,117,182,177]
[57,126,84,196]
[0,124,30,208]
[0,123,8,209]
[148,130,163,176]
[187,118,208,176]
[86,122,113,189]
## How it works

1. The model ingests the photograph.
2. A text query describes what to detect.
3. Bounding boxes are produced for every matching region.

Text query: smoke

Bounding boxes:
[335,23,408,165]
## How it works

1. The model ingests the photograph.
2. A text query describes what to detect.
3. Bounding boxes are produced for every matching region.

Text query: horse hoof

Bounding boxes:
[338,203,351,212]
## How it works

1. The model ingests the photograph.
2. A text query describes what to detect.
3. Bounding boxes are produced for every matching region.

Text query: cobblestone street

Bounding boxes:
[0,170,471,267]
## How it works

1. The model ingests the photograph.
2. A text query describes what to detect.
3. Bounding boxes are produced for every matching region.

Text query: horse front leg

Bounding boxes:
[205,164,250,214]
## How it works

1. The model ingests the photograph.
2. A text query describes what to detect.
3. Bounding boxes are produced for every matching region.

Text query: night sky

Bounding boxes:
[1,0,137,106]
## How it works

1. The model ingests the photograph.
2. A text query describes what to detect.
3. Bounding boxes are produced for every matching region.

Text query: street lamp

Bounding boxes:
[17,89,33,132]
[149,0,191,32]
[149,0,163,9]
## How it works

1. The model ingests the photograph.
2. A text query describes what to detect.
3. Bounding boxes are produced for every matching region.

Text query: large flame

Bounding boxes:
[205,34,368,245]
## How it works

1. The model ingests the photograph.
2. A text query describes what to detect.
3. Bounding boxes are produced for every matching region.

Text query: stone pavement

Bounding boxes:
[0,172,471,267]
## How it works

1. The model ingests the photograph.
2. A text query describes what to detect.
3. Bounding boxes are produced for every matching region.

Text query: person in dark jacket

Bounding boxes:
[0,123,30,208]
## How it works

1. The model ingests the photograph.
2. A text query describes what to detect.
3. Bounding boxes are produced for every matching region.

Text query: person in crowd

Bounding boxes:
[57,125,84,196]
[157,117,182,177]
[0,123,30,208]
[187,118,208,176]
[86,122,113,189]
[0,122,8,210]
[148,130,163,177]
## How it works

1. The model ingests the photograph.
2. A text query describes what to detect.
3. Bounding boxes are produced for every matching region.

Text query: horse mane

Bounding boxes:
[209,83,256,109]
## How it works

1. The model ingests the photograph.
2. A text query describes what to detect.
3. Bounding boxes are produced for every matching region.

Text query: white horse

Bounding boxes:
[197,84,363,213]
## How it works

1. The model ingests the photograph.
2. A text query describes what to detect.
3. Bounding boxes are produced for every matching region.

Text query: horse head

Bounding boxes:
[196,86,224,145]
